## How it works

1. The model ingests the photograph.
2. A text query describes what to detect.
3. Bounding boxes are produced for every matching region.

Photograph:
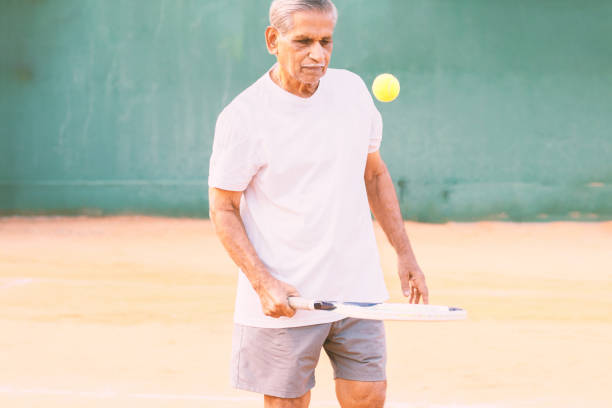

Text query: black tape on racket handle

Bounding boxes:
[314,301,336,311]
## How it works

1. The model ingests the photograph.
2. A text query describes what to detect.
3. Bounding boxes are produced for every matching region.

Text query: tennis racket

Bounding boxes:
[288,297,467,321]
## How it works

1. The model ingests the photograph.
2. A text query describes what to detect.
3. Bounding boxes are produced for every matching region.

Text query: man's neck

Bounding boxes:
[270,66,319,98]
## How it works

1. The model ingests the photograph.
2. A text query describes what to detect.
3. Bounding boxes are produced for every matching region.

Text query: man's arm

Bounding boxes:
[363,151,429,304]
[208,187,299,317]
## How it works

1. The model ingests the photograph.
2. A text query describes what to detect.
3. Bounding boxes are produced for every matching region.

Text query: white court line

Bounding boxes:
[0,386,256,402]
[0,278,34,290]
[0,386,501,407]
[0,276,217,289]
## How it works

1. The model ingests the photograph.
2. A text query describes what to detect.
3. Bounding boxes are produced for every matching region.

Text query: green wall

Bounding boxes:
[1,0,611,221]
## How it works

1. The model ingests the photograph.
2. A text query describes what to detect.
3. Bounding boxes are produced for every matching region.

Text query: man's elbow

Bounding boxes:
[364,166,388,185]
[209,205,219,225]
[209,205,235,237]
[209,202,235,223]
[209,191,241,229]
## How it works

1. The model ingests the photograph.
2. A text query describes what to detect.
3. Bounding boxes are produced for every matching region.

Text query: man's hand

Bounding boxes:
[398,256,429,304]
[255,275,301,318]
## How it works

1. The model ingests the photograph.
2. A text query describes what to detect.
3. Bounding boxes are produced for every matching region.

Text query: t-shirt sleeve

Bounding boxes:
[208,109,261,191]
[368,105,383,153]
[360,77,383,153]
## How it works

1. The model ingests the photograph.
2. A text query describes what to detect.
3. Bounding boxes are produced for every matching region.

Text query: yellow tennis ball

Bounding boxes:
[372,73,400,102]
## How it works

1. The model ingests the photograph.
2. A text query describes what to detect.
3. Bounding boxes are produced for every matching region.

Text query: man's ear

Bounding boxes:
[265,26,280,55]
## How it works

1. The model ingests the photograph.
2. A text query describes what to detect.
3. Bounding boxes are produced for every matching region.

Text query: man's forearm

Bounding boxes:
[365,166,418,264]
[210,207,272,291]
[209,188,299,317]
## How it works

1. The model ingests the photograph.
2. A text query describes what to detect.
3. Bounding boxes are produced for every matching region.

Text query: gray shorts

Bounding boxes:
[230,318,386,398]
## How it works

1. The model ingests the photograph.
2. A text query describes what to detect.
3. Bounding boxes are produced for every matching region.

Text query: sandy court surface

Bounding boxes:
[0,216,611,407]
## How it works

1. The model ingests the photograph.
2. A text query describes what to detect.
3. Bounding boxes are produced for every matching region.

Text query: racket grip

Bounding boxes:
[288,297,315,310]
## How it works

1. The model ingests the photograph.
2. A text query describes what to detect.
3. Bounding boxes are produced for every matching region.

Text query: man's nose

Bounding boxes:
[308,41,325,62]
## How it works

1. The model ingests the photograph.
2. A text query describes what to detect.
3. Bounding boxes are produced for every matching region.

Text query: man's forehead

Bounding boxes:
[286,10,335,37]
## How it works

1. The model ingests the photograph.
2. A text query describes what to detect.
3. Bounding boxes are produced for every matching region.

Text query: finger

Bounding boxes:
[283,303,296,318]
[410,286,416,303]
[415,291,421,304]
[276,299,296,318]
[270,308,287,319]
[268,305,280,318]
[421,287,429,304]
[264,303,283,318]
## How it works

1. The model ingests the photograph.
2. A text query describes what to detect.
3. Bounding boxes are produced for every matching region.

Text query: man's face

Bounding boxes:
[272,10,335,86]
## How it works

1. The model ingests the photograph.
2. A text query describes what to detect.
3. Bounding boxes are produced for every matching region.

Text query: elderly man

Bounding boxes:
[208,1,428,407]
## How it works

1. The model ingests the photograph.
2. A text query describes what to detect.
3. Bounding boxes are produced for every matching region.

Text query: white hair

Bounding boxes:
[269,0,338,34]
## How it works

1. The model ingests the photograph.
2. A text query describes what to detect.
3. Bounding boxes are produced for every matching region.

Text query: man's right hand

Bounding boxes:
[255,275,300,318]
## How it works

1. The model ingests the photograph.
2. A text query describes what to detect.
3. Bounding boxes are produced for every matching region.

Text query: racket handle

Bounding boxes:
[288,297,315,310]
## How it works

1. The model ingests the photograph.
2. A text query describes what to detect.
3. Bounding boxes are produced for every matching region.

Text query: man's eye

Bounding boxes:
[321,40,331,46]
[297,39,311,45]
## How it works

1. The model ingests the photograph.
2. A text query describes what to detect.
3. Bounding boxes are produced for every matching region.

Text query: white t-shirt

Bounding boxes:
[208,66,389,328]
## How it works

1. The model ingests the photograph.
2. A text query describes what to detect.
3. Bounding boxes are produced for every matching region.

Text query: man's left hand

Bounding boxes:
[398,257,429,304]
